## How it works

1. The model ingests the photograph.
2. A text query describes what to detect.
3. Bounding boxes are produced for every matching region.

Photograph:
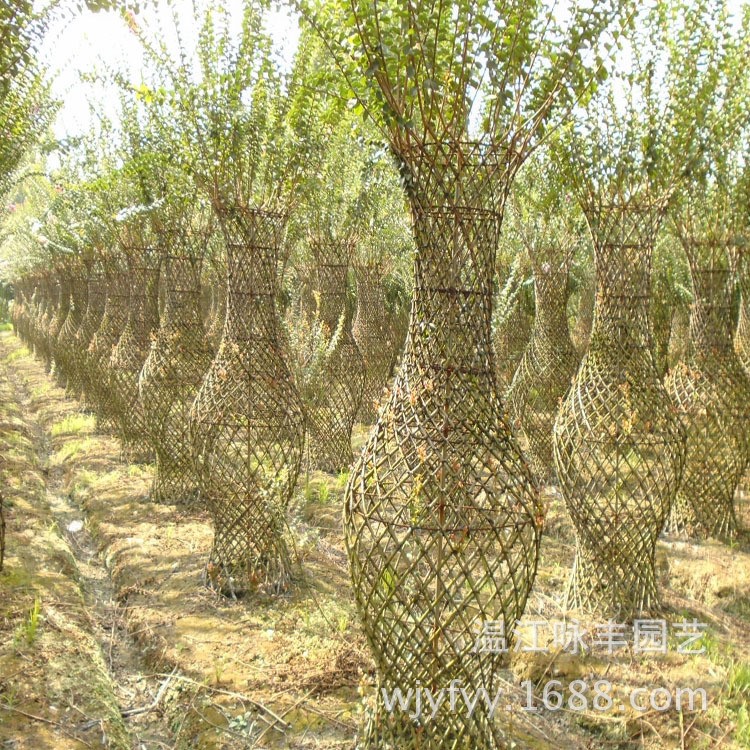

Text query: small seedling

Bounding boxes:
[727,660,750,700]
[318,484,330,503]
[14,596,42,647]
[212,656,227,685]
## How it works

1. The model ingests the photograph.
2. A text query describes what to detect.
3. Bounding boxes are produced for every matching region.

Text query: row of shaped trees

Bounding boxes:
[2,0,750,746]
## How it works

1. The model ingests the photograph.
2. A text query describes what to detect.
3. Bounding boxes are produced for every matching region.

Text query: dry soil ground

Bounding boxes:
[1,328,749,749]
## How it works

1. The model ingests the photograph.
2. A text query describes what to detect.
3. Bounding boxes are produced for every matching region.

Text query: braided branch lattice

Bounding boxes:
[29,283,44,358]
[88,265,130,433]
[353,262,398,423]
[571,272,595,355]
[74,272,107,412]
[57,264,89,397]
[303,239,365,472]
[736,262,750,512]
[0,487,4,572]
[205,277,225,353]
[552,202,685,618]
[190,208,305,596]
[736,260,750,380]
[110,251,160,462]
[667,304,690,370]
[494,291,533,389]
[507,248,579,484]
[35,274,54,369]
[139,250,213,504]
[665,245,750,540]
[345,142,541,748]
[11,283,30,341]
[49,269,71,384]
[26,279,41,350]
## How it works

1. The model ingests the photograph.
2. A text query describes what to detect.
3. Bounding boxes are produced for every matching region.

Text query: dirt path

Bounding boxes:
[16,359,181,749]
[0,333,178,749]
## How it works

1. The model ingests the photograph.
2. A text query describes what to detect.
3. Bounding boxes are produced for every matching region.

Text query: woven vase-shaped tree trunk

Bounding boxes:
[665,248,750,540]
[494,291,533,389]
[205,278,226,353]
[304,239,365,472]
[22,284,35,347]
[667,304,690,369]
[553,204,685,618]
[36,275,54,369]
[353,263,397,423]
[507,255,579,484]
[735,263,750,510]
[110,251,160,461]
[346,145,541,748]
[49,271,71,383]
[75,272,107,411]
[88,265,130,433]
[140,252,213,503]
[571,272,595,355]
[11,281,31,341]
[57,265,89,396]
[387,294,409,376]
[25,281,39,345]
[736,263,750,376]
[30,284,43,355]
[204,250,227,354]
[190,208,305,596]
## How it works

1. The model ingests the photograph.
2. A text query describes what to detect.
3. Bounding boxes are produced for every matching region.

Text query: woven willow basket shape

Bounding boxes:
[494,291,532,389]
[353,262,398,424]
[665,243,750,540]
[190,208,305,597]
[345,141,541,749]
[35,275,54,370]
[737,263,750,374]
[88,264,130,434]
[570,273,595,355]
[736,254,750,371]
[0,487,4,573]
[27,284,42,357]
[204,249,227,354]
[110,250,160,462]
[507,250,579,484]
[735,262,750,511]
[48,269,71,384]
[304,238,365,473]
[74,272,107,413]
[666,304,690,370]
[11,282,31,342]
[57,265,89,397]
[553,201,686,619]
[20,284,34,346]
[205,278,225,354]
[22,283,40,349]
[139,249,213,504]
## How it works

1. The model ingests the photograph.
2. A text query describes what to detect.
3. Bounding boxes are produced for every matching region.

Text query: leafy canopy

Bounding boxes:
[300,0,629,173]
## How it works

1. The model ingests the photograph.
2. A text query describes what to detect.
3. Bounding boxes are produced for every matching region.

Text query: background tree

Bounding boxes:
[552,0,727,617]
[136,0,307,594]
[0,1,55,203]
[351,145,413,423]
[287,46,366,472]
[505,152,583,484]
[664,13,750,539]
